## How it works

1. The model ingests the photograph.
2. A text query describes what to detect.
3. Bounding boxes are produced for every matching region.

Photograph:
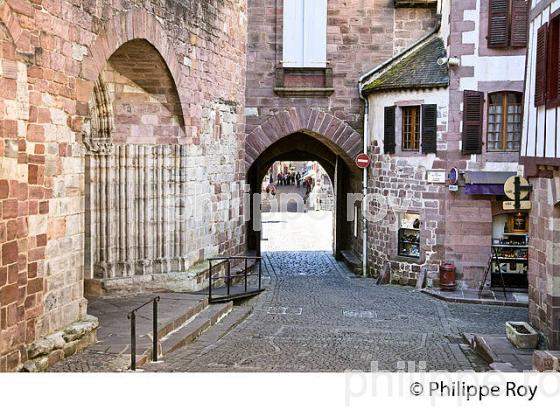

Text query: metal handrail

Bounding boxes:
[208,256,263,302]
[127,296,160,371]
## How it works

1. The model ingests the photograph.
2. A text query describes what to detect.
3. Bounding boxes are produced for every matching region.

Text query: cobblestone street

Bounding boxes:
[145,212,528,373]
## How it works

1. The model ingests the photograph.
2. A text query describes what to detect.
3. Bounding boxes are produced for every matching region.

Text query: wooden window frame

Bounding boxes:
[486,91,523,152]
[401,106,421,151]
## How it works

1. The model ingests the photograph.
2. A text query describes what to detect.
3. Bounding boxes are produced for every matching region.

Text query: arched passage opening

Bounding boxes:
[83,39,188,293]
[246,131,361,258]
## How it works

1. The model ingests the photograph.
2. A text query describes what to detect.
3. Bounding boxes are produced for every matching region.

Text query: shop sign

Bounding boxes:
[426,170,446,184]
[503,200,532,210]
[449,185,459,192]
[504,176,530,201]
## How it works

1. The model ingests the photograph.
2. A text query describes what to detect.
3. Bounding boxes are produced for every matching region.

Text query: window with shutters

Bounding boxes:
[402,107,421,151]
[282,0,328,68]
[488,0,529,48]
[487,92,523,151]
[384,105,438,155]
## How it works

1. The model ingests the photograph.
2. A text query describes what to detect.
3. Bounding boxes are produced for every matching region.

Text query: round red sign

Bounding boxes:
[355,153,371,169]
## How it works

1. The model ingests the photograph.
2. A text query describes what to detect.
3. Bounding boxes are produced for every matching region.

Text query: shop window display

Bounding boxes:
[398,213,420,258]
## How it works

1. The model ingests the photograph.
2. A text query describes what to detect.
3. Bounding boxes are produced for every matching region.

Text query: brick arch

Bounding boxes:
[0,1,33,52]
[79,8,186,120]
[246,108,363,168]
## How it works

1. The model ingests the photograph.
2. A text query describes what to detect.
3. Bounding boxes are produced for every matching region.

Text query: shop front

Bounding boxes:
[491,212,529,290]
[460,171,529,292]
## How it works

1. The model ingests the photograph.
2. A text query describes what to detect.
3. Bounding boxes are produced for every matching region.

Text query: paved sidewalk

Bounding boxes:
[49,292,206,372]
[423,288,529,307]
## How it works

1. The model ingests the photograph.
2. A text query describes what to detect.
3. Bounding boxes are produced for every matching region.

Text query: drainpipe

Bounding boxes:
[358,86,369,277]
[356,15,442,278]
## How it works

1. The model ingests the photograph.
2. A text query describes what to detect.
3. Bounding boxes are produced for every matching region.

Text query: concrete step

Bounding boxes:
[159,301,234,355]
[195,305,253,346]
[144,305,253,370]
[341,250,363,275]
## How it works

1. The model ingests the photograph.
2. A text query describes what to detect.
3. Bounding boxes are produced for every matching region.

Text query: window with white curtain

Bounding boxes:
[282,0,328,68]
[487,92,522,152]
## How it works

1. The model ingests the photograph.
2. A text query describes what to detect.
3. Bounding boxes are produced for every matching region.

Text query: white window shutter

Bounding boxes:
[303,0,327,67]
[283,0,304,67]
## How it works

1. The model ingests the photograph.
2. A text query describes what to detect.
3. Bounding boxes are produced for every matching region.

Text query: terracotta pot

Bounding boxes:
[439,263,456,291]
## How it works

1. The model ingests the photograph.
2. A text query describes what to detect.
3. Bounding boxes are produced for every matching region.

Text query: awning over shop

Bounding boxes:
[463,171,517,196]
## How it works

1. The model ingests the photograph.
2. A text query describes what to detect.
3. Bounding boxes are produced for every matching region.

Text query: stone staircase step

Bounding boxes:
[144,305,253,370]
[195,305,253,346]
[159,302,234,356]
[341,250,363,275]
[89,297,208,356]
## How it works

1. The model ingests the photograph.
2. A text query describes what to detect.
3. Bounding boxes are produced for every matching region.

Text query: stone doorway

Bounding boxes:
[82,39,188,296]
[246,131,361,259]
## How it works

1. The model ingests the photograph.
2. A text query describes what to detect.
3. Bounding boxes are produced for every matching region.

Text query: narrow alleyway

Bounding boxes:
[145,215,528,372]
[50,185,529,373]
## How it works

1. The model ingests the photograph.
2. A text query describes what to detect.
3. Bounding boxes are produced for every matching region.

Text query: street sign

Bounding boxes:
[503,200,532,210]
[355,153,371,169]
[504,176,530,201]
[448,167,460,185]
[427,170,447,184]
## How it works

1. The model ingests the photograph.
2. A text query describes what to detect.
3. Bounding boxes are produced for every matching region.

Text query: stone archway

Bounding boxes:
[245,108,364,169]
[246,109,364,258]
[83,36,190,295]
[246,128,363,259]
[77,9,187,123]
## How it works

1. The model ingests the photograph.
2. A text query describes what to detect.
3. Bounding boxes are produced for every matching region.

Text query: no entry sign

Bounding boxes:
[355,153,371,169]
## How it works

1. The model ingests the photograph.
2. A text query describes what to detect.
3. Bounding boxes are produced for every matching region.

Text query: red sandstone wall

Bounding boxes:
[440,0,525,285]
[246,0,438,259]
[528,173,560,349]
[0,19,44,372]
[0,0,247,372]
[245,0,438,135]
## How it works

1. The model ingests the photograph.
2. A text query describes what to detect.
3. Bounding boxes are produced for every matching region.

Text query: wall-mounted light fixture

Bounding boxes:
[437,57,461,67]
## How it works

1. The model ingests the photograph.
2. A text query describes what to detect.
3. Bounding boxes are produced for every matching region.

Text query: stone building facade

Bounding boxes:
[244,0,440,258]
[361,0,528,288]
[0,0,247,371]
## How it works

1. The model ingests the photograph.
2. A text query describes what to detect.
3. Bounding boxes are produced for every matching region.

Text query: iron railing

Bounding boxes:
[208,256,263,303]
[127,296,160,371]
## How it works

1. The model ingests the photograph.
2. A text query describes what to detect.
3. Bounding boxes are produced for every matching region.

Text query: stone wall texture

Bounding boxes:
[528,171,560,349]
[0,0,247,372]
[364,0,527,287]
[245,0,438,137]
[245,0,439,259]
